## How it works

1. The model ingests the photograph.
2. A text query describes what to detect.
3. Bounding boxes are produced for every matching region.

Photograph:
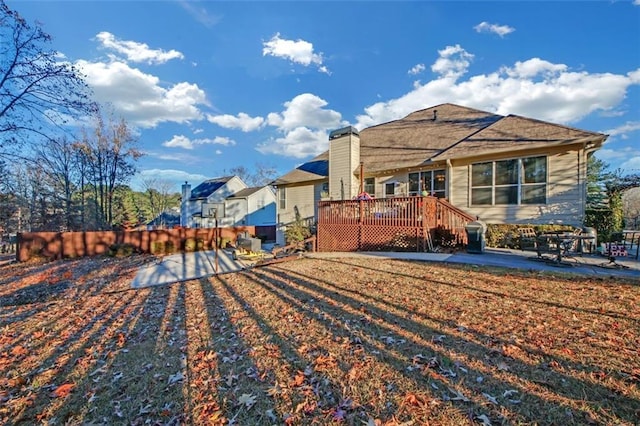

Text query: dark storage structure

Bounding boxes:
[465,221,487,254]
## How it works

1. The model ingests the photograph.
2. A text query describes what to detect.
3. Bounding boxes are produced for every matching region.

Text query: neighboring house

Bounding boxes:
[147,207,181,230]
[224,186,277,226]
[272,103,607,245]
[180,176,276,228]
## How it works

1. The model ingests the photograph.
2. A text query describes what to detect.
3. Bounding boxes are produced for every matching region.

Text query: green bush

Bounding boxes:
[184,238,204,252]
[108,243,136,257]
[150,241,165,255]
[485,224,576,249]
[165,241,176,254]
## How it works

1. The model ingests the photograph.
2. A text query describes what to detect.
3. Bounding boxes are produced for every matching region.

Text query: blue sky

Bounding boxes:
[8,0,640,191]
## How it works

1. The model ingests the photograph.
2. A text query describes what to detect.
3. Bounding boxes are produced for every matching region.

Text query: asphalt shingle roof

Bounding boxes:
[189,176,233,200]
[273,103,607,185]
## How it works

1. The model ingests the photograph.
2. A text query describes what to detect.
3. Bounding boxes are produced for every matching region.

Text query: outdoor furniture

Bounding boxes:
[622,230,640,260]
[519,227,538,251]
[535,231,595,266]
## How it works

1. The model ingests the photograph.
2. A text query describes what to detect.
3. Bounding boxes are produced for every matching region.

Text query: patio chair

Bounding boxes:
[519,227,537,251]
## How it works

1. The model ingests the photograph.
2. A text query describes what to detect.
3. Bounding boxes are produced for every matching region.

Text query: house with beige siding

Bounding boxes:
[272,103,607,245]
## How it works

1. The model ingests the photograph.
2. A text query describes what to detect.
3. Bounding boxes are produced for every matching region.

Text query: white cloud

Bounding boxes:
[179,2,221,28]
[266,93,344,131]
[598,147,640,173]
[96,31,184,65]
[76,59,207,128]
[431,44,474,78]
[215,149,222,155]
[163,135,194,149]
[257,127,329,158]
[207,112,265,132]
[355,45,640,129]
[504,58,567,79]
[162,135,236,149]
[408,63,426,75]
[212,136,235,146]
[604,121,640,138]
[620,156,640,172]
[474,21,515,37]
[634,0,640,6]
[262,33,329,74]
[256,93,347,158]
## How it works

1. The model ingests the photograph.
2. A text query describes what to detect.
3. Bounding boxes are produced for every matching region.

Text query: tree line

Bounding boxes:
[0,2,177,236]
[0,2,278,237]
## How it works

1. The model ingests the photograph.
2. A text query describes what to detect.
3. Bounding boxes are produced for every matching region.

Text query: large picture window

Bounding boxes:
[408,170,446,198]
[471,156,547,205]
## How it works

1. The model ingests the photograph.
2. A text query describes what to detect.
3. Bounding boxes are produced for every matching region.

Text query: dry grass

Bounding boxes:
[0,254,638,425]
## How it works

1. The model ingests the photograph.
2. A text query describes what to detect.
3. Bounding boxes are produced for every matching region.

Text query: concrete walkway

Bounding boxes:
[131,247,639,288]
[306,248,640,279]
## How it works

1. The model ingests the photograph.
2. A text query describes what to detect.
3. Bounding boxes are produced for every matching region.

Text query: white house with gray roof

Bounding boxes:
[181,176,276,228]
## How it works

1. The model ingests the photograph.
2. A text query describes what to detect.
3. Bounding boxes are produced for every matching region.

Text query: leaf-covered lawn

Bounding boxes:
[1,255,638,425]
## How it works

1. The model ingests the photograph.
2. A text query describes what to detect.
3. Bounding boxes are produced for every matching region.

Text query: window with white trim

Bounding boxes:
[471,156,547,205]
[385,182,395,197]
[364,177,375,195]
[279,187,286,209]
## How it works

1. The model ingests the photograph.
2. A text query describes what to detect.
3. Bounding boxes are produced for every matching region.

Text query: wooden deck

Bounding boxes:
[316,196,476,252]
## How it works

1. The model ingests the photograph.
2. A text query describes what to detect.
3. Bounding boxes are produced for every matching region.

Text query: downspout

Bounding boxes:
[578,150,583,225]
[446,159,452,201]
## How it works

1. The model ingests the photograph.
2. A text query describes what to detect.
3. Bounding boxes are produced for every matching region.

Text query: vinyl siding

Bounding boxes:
[276,181,324,245]
[449,148,586,226]
[246,187,277,226]
[329,135,360,200]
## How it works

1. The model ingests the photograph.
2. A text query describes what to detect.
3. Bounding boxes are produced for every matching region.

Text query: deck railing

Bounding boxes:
[317,196,477,252]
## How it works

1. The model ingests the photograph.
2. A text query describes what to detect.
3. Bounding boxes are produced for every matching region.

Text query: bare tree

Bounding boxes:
[0,1,93,152]
[224,163,278,187]
[141,178,178,226]
[80,110,143,229]
[33,137,81,230]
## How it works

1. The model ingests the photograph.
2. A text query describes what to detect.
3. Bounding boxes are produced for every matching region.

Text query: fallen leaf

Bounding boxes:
[502,389,518,398]
[11,346,28,357]
[168,372,184,385]
[52,383,75,398]
[290,371,305,387]
[238,393,256,409]
[447,387,470,402]
[476,414,492,425]
[482,392,498,404]
[496,361,510,371]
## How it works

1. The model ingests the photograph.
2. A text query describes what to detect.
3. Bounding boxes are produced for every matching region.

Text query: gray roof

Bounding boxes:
[189,176,233,200]
[147,208,180,227]
[272,152,329,185]
[226,187,263,198]
[274,103,607,185]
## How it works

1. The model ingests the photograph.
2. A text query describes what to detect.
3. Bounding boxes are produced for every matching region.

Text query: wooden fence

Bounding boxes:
[16,226,275,262]
[317,196,476,252]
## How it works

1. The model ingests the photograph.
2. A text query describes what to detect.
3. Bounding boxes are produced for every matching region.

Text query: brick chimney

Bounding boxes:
[329,126,360,200]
